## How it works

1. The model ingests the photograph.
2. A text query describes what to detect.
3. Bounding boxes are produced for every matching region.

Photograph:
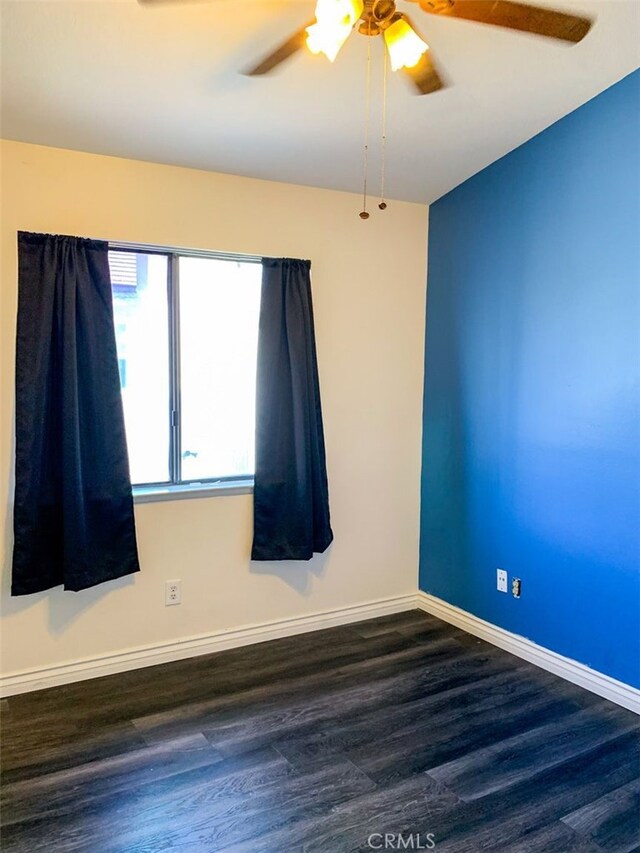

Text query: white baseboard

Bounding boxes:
[0,593,417,697]
[416,591,640,715]
[4,590,638,714]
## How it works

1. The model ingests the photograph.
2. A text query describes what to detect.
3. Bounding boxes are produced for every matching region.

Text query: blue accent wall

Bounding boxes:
[419,70,640,688]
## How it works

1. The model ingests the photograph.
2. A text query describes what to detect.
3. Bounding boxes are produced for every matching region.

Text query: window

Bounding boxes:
[109,246,262,496]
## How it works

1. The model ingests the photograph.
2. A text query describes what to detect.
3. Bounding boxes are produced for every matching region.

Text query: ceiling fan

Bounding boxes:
[140,0,593,95]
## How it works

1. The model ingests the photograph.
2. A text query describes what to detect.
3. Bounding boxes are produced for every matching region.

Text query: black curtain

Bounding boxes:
[12,232,140,595]
[251,258,333,561]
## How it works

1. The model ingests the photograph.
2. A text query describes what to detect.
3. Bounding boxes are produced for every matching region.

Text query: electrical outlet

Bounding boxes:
[512,578,522,598]
[165,580,181,606]
[497,569,508,593]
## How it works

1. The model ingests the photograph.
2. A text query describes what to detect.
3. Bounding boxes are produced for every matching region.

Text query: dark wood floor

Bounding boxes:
[1,610,639,852]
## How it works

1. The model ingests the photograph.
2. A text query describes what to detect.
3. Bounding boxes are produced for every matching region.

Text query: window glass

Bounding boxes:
[110,251,170,485]
[179,257,261,481]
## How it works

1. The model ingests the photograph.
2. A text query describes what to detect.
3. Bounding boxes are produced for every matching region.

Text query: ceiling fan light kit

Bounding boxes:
[303,0,430,72]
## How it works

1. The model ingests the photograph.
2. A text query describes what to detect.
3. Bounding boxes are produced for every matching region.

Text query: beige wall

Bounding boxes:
[0,140,428,678]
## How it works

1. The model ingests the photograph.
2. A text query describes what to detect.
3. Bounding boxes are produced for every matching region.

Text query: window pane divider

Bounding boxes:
[168,252,182,485]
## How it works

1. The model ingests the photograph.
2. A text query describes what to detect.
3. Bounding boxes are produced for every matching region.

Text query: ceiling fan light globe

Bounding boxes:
[306,0,364,62]
[384,16,429,71]
[313,0,364,28]
[305,22,350,62]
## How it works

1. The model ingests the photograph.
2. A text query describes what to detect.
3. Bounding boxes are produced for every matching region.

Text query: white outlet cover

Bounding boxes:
[165,580,181,606]
[497,569,508,593]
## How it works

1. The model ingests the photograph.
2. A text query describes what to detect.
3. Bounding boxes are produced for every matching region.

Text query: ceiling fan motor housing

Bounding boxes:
[358,0,398,35]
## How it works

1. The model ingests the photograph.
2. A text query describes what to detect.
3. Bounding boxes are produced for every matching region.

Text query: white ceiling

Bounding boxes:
[1,0,639,203]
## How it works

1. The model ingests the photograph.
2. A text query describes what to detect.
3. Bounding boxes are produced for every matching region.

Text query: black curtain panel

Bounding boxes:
[12,232,140,595]
[252,258,333,561]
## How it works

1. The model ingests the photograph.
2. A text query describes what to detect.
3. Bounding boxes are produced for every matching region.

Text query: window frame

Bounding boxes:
[109,240,261,502]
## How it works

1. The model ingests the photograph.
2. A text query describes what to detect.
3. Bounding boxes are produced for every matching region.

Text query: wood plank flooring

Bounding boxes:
[1,610,639,852]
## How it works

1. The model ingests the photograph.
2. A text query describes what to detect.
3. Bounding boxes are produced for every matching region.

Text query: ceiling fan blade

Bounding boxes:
[394,15,446,95]
[244,24,312,76]
[402,49,446,94]
[417,0,592,43]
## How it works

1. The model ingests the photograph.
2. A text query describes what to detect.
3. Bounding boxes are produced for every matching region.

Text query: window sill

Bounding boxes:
[133,480,254,504]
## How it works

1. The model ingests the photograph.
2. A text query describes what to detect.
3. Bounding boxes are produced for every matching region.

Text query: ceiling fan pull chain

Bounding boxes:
[379,43,388,211]
[359,25,372,220]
